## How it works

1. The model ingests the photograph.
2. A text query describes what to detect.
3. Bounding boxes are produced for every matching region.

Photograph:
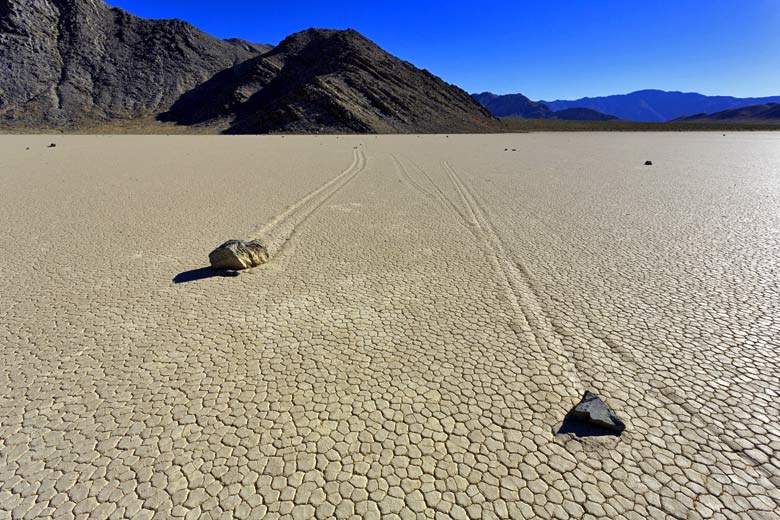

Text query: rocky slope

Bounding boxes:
[0,1,495,133]
[0,0,264,127]
[162,28,496,134]
[224,38,274,55]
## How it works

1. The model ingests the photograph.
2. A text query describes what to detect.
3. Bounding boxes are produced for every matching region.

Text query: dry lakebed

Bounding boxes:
[1,133,778,519]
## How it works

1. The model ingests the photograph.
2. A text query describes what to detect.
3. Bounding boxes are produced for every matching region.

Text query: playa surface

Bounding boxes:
[1,133,778,519]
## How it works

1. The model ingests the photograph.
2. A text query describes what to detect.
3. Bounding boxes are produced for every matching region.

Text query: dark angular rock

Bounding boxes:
[558,391,626,437]
[645,160,653,165]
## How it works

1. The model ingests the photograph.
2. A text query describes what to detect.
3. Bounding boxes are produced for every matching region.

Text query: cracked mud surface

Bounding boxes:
[1,133,779,519]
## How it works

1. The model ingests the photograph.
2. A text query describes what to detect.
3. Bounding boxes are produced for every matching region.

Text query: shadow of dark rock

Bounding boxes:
[173,267,228,284]
[557,416,622,438]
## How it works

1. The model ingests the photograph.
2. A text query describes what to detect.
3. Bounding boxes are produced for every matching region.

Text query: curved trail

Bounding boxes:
[390,154,437,202]
[434,159,774,482]
[392,154,474,232]
[480,173,775,477]
[439,161,582,395]
[394,152,583,399]
[250,148,367,257]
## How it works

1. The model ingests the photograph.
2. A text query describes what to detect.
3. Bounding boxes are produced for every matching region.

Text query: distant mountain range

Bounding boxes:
[675,103,780,124]
[2,1,778,133]
[471,92,618,121]
[0,0,495,133]
[542,90,780,122]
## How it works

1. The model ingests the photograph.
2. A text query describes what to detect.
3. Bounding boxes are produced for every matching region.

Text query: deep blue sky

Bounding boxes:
[107,0,780,101]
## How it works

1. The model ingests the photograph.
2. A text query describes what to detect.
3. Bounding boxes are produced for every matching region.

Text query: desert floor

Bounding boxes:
[1,133,778,520]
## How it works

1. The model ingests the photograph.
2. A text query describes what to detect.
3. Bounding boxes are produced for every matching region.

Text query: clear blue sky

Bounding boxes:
[107,0,780,101]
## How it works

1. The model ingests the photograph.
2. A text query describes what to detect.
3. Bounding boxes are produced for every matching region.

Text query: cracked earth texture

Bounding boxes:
[1,133,778,519]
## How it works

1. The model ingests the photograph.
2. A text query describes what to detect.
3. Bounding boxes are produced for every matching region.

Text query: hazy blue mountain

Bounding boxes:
[550,108,618,121]
[543,90,780,122]
[471,92,618,121]
[675,103,780,123]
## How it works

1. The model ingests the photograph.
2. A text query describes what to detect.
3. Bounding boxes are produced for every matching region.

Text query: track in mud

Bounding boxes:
[391,153,582,397]
[251,148,367,258]
[393,155,773,477]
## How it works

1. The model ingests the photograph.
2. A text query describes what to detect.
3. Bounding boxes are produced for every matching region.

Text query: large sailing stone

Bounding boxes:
[209,240,269,270]
[559,391,626,437]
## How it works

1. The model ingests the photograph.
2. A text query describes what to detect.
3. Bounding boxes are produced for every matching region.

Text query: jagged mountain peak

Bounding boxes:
[0,0,256,126]
[161,27,496,133]
[1,4,495,133]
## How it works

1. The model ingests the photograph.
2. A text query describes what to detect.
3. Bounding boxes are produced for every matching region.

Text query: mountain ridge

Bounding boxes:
[162,28,497,133]
[674,103,780,123]
[0,0,259,126]
[542,89,780,122]
[224,38,274,55]
[471,92,618,121]
[0,0,496,133]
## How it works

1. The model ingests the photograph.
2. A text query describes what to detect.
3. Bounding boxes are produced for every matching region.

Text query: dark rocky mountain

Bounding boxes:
[163,28,496,133]
[224,38,274,55]
[471,92,552,119]
[471,92,618,121]
[543,90,780,122]
[674,103,780,123]
[0,0,496,133]
[0,0,260,127]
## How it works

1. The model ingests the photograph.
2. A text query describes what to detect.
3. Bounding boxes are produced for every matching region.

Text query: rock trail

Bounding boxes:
[250,148,367,258]
[440,160,583,399]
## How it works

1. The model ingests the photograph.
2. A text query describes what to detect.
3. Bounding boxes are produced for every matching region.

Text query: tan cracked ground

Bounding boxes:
[0,133,779,520]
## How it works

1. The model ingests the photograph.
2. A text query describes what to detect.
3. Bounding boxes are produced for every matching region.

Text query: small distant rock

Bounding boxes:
[644,160,653,165]
[48,143,56,148]
[209,239,269,270]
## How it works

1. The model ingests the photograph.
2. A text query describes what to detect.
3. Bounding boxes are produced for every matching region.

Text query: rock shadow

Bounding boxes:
[173,267,226,284]
[556,416,622,438]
